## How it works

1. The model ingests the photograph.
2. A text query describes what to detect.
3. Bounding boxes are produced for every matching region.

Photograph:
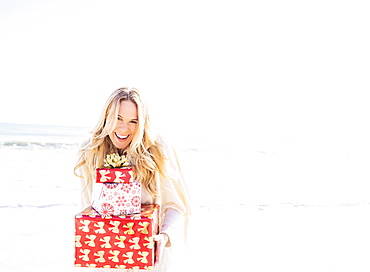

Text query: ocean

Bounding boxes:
[0,122,90,149]
[1,123,370,271]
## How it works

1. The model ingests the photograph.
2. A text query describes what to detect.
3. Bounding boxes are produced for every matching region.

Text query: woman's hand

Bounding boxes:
[154,233,169,266]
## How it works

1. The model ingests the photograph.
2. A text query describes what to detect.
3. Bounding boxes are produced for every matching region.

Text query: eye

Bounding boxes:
[117,116,123,121]
[130,120,138,124]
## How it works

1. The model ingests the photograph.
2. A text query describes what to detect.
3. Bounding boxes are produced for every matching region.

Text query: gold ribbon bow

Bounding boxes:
[99,170,111,182]
[129,237,141,249]
[100,236,112,248]
[79,220,90,232]
[85,234,96,247]
[79,249,90,261]
[122,252,134,264]
[138,222,150,234]
[137,251,149,264]
[108,250,120,262]
[123,222,135,234]
[75,235,82,247]
[94,222,106,233]
[94,251,106,263]
[114,236,126,248]
[109,221,121,233]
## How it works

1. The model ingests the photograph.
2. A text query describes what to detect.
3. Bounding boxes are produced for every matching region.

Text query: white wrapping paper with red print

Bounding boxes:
[92,181,141,216]
[74,204,159,270]
[92,168,141,216]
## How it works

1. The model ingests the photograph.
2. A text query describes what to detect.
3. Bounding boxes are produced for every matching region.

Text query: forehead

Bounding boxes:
[118,100,138,118]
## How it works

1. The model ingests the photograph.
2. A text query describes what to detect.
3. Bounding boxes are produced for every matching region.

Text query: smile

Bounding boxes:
[115,132,129,140]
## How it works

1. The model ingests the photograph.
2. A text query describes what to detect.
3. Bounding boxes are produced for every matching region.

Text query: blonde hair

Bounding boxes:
[74,87,169,196]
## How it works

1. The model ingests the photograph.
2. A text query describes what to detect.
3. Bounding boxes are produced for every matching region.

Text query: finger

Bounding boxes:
[153,234,162,242]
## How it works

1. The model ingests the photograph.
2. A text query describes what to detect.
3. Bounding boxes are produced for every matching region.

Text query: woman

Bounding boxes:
[74,87,190,272]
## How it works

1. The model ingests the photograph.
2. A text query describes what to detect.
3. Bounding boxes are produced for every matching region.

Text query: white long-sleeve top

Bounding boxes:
[78,141,190,272]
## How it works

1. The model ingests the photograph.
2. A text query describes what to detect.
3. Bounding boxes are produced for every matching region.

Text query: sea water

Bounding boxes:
[0,122,89,148]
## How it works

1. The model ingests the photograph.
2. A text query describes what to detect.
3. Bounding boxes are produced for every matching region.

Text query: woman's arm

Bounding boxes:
[159,208,181,247]
[154,208,181,265]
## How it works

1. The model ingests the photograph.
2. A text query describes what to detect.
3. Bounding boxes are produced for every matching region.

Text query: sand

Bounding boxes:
[1,143,370,271]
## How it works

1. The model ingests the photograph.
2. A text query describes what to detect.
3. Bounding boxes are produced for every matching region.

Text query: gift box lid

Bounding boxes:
[96,168,134,183]
[76,204,159,220]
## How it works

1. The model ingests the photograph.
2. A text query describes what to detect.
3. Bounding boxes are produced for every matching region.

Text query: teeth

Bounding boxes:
[116,133,128,139]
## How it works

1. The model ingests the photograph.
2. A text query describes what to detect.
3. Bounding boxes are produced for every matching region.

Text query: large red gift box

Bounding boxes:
[74,204,159,270]
[92,168,141,216]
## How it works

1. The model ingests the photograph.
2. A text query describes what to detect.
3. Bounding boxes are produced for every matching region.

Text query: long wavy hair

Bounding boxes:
[74,87,168,196]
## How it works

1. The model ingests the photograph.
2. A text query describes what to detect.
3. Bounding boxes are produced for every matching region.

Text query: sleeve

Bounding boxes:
[157,173,187,247]
[76,142,94,210]
[77,140,92,209]
[157,140,191,247]
[159,173,188,215]
[159,208,182,247]
[79,164,93,210]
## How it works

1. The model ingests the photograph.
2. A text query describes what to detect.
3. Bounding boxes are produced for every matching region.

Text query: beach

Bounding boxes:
[1,123,370,271]
[1,0,370,270]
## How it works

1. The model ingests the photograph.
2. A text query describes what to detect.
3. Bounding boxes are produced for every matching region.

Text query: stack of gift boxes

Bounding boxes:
[74,154,159,270]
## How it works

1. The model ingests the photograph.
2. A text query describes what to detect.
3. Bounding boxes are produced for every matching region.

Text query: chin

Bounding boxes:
[113,141,130,150]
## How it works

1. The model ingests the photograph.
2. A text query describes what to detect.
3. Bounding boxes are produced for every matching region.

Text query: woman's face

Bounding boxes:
[108,100,138,150]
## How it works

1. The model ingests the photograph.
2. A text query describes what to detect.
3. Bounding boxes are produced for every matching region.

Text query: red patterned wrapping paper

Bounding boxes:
[74,204,159,270]
[96,168,133,183]
[92,168,141,216]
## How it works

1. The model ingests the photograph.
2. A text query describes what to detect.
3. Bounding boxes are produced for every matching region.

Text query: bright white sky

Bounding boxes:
[0,0,369,147]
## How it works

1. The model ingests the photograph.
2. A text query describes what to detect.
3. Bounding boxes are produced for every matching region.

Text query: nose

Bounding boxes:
[118,121,129,132]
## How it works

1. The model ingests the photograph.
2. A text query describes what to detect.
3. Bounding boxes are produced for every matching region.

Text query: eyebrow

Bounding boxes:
[118,114,138,121]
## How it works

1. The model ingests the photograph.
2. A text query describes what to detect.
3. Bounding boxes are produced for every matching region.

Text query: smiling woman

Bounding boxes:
[74,86,191,272]
[109,100,138,150]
